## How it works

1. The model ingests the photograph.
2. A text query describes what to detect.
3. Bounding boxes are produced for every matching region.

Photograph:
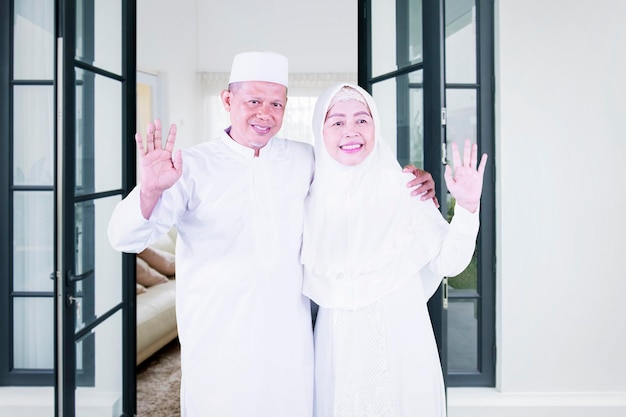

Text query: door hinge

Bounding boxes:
[441,142,447,165]
[442,277,449,309]
[492,344,497,364]
[441,107,447,126]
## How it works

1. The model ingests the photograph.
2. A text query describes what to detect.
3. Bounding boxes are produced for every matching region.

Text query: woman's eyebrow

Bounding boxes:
[326,112,346,119]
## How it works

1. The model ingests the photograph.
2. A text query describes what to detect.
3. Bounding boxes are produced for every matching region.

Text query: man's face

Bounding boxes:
[322,99,375,166]
[221,81,287,150]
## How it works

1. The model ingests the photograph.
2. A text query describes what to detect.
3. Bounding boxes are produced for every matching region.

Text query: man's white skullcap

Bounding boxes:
[228,51,289,88]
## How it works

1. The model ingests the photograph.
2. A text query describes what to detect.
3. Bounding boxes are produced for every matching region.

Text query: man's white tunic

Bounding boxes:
[108,132,315,416]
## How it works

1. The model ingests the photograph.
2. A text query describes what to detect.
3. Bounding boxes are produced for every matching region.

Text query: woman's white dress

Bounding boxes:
[313,276,446,417]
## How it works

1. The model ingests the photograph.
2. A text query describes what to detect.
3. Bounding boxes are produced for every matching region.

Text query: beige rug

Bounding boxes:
[136,339,181,416]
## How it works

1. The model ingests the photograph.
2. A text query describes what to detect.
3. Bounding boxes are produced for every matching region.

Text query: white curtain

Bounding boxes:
[198,72,358,145]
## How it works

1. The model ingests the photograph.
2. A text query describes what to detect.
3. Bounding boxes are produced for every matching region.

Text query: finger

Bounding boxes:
[463,139,471,167]
[154,119,163,150]
[477,153,488,175]
[402,164,416,173]
[470,143,478,169]
[418,186,435,201]
[135,133,145,154]
[145,122,155,151]
[173,150,184,174]
[411,182,429,196]
[451,142,462,170]
[164,124,178,153]
[433,196,440,209]
[444,164,454,186]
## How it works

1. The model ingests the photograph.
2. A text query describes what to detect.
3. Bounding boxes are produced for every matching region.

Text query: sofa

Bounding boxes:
[135,228,178,365]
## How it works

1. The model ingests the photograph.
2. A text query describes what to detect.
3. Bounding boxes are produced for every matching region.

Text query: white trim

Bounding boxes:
[448,388,626,417]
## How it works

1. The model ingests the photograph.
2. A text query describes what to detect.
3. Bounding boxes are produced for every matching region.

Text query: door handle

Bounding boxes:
[67,269,94,282]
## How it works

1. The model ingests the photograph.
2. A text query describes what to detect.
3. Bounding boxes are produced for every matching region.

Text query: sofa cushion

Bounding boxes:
[136,279,177,365]
[138,246,175,277]
[136,257,169,287]
[136,283,147,294]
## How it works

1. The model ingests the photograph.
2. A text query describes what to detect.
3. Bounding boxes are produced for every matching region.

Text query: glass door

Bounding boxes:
[57,1,136,416]
[360,0,495,388]
[360,0,450,380]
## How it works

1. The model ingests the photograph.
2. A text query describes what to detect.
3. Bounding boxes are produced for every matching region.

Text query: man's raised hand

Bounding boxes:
[136,119,183,219]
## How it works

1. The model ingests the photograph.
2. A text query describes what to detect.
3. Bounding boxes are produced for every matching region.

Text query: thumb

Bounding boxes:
[444,164,453,187]
[173,150,183,174]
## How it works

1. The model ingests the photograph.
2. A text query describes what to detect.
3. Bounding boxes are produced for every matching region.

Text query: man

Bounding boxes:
[108,51,436,416]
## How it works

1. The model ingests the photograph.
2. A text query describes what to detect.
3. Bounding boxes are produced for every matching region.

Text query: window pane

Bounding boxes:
[14,297,54,369]
[372,78,398,156]
[13,191,54,292]
[75,69,122,195]
[13,85,54,186]
[408,0,424,65]
[371,0,424,77]
[446,88,477,147]
[408,70,424,168]
[447,298,478,372]
[73,197,123,332]
[76,0,122,75]
[371,0,397,76]
[13,0,55,80]
[75,310,123,417]
[445,0,477,83]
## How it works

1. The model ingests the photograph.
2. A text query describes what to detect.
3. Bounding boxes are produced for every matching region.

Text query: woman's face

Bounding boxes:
[322,99,375,166]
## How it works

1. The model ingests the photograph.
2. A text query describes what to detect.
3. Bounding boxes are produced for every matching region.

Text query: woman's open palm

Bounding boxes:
[444,139,488,213]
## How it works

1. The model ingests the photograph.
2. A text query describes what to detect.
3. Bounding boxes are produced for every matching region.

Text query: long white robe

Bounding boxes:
[108,131,315,417]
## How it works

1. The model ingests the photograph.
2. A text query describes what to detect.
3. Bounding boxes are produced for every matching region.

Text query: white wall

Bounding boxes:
[137,0,626,415]
[448,0,626,415]
[195,0,357,73]
[137,0,199,150]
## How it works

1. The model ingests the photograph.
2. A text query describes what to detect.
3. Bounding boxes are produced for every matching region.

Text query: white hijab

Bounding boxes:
[301,83,448,310]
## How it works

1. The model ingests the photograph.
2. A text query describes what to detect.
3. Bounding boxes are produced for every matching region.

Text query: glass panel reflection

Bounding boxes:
[13,85,54,186]
[75,311,123,416]
[446,88,477,148]
[408,0,424,65]
[445,0,477,83]
[13,191,54,292]
[75,69,123,195]
[408,70,424,169]
[371,0,397,76]
[13,297,54,369]
[13,0,55,80]
[74,196,123,331]
[372,78,398,156]
[447,298,478,372]
[75,0,122,75]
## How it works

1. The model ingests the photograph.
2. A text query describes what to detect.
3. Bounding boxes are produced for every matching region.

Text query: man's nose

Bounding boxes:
[256,103,271,118]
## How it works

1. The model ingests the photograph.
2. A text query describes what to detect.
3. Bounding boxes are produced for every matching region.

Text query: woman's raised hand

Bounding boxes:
[444,139,488,213]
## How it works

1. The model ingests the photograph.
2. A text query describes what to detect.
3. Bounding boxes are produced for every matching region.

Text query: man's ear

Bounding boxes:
[220,89,231,111]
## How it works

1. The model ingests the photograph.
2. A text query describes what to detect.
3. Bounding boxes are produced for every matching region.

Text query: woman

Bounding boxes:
[301,83,487,417]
